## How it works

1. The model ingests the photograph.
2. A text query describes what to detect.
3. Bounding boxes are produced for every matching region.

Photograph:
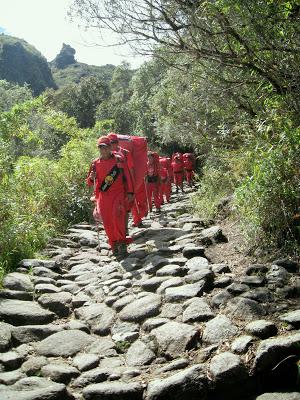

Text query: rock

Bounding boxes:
[125,340,156,366]
[266,265,289,287]
[255,393,300,400]
[211,264,231,274]
[160,303,183,319]
[231,335,254,354]
[165,282,205,302]
[157,358,189,373]
[198,225,227,244]
[0,322,12,352]
[35,283,60,294]
[182,298,215,322]
[239,275,265,287]
[210,351,246,381]
[73,354,100,372]
[119,294,161,322]
[157,277,183,294]
[279,310,300,328]
[142,318,169,332]
[41,362,80,383]
[202,315,239,344]
[0,351,24,370]
[145,364,208,400]
[86,337,116,357]
[0,299,55,325]
[0,376,68,399]
[2,272,34,292]
[0,369,25,385]
[185,257,209,273]
[245,320,278,339]
[38,292,72,317]
[112,295,135,311]
[32,267,59,280]
[111,321,140,343]
[214,276,232,288]
[241,287,274,303]
[273,258,299,273]
[0,289,33,301]
[252,332,300,373]
[11,324,64,344]
[141,277,169,292]
[227,282,250,295]
[20,356,48,376]
[156,264,186,277]
[182,245,206,259]
[75,303,116,335]
[210,290,233,308]
[246,264,269,276]
[151,321,199,358]
[72,367,111,388]
[225,297,266,320]
[83,381,144,400]
[36,329,95,357]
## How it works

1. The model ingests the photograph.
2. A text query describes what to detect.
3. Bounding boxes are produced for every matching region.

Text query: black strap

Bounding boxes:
[100,164,121,192]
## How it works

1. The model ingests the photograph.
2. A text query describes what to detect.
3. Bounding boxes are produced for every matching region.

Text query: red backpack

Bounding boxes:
[116,134,148,192]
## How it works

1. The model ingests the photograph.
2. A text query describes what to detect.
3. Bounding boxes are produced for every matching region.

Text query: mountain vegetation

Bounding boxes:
[0,34,56,95]
[0,0,299,279]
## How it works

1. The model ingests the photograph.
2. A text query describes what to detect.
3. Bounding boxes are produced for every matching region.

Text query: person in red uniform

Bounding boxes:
[183,153,196,187]
[146,151,161,212]
[86,136,134,258]
[159,157,171,204]
[107,132,135,240]
[171,152,184,193]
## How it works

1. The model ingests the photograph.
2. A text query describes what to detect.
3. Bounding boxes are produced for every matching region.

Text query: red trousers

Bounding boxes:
[132,185,148,225]
[146,182,161,210]
[185,170,194,185]
[173,171,184,186]
[97,190,126,249]
[160,180,171,204]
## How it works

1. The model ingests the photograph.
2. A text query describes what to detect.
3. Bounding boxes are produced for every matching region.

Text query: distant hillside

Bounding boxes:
[50,43,116,87]
[0,34,57,95]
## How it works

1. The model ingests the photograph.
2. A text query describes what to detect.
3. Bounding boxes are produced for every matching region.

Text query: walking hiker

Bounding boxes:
[146,151,161,213]
[86,136,134,259]
[171,152,184,193]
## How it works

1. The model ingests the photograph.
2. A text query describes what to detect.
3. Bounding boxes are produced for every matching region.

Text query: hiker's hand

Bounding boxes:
[127,193,134,203]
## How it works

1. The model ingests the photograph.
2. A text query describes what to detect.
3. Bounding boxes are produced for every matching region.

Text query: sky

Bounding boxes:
[0,0,147,68]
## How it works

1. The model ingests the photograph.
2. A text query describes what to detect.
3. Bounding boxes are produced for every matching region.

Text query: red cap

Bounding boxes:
[97,136,111,147]
[107,132,118,143]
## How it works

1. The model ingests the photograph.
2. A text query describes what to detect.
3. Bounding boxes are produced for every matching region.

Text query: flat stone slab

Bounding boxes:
[145,364,208,400]
[36,329,95,357]
[209,352,246,381]
[151,321,199,358]
[0,322,12,352]
[252,331,300,373]
[0,299,55,326]
[245,320,277,339]
[279,310,300,327]
[0,376,67,400]
[119,294,162,322]
[183,298,215,322]
[125,339,155,366]
[255,393,300,400]
[75,303,116,335]
[165,282,205,302]
[202,315,239,344]
[83,381,144,400]
[2,272,34,292]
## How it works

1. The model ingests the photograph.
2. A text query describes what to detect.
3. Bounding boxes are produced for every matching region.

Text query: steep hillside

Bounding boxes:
[50,43,116,87]
[0,34,57,95]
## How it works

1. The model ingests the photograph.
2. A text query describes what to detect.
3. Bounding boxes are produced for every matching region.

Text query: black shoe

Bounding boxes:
[117,243,128,259]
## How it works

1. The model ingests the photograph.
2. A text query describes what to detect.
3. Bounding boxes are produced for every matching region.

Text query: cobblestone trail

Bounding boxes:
[0,189,299,400]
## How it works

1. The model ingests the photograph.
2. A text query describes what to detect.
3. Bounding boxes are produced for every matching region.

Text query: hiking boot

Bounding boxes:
[117,243,129,260]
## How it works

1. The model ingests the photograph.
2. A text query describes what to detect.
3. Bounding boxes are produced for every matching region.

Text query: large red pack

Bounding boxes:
[159,157,172,176]
[148,151,160,176]
[116,134,148,192]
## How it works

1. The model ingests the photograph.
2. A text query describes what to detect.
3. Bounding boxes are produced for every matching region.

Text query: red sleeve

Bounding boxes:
[86,162,95,186]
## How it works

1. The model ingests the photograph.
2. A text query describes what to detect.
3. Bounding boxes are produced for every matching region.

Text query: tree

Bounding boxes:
[0,80,33,112]
[45,76,110,128]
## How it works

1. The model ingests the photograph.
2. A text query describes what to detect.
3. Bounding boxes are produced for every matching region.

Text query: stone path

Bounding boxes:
[0,189,299,400]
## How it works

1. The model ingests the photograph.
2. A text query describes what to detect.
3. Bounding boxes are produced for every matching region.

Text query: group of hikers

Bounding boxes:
[86,133,196,259]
